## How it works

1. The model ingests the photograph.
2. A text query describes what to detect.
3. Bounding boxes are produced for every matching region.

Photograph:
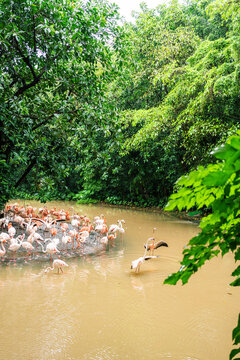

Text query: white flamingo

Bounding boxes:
[108,223,120,233]
[117,219,125,233]
[0,239,7,260]
[42,239,60,261]
[71,218,80,228]
[62,233,71,250]
[0,232,11,242]
[8,223,16,238]
[9,235,23,263]
[20,235,35,258]
[94,214,105,225]
[45,259,69,274]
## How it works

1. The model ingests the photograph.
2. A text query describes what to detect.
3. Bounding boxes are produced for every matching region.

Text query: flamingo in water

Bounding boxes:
[144,239,168,255]
[45,259,69,274]
[41,238,60,262]
[0,239,7,261]
[131,237,163,273]
[143,228,168,255]
[9,235,23,263]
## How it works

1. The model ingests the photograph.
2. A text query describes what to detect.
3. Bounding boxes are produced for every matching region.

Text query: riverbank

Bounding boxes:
[91,201,202,224]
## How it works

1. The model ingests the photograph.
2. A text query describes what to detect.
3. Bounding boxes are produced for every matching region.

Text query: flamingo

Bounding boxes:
[108,232,117,247]
[117,219,125,234]
[79,224,93,233]
[100,235,108,245]
[69,229,78,249]
[30,217,56,232]
[0,218,9,229]
[45,259,69,274]
[60,222,68,233]
[27,228,44,255]
[62,232,71,251]
[9,235,22,263]
[94,214,105,225]
[0,232,11,242]
[79,231,89,252]
[21,241,35,259]
[0,239,7,261]
[131,238,161,273]
[95,223,107,234]
[144,239,168,255]
[108,223,120,234]
[8,223,16,238]
[50,221,57,237]
[42,239,60,262]
[83,215,90,226]
[71,218,80,228]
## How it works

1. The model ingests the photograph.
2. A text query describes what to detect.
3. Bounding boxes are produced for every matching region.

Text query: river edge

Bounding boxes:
[89,201,202,224]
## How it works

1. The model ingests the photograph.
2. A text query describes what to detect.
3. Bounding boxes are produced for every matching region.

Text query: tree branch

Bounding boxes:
[32,114,55,131]
[14,159,37,188]
[13,37,37,80]
[14,54,58,97]
[33,14,36,53]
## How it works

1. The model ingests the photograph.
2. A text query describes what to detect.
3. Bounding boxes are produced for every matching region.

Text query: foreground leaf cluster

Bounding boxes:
[164,133,240,359]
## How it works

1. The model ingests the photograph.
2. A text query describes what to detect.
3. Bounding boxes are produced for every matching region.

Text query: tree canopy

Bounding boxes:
[0,0,122,207]
[0,0,240,209]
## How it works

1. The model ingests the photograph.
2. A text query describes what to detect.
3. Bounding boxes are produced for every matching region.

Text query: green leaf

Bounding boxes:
[203,171,231,186]
[230,137,240,151]
[230,348,240,360]
[230,276,240,287]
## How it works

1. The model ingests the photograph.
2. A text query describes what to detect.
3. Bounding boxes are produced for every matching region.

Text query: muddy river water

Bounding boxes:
[0,200,239,360]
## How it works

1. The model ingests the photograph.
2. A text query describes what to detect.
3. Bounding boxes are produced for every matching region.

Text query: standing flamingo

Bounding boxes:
[62,232,71,251]
[50,221,58,237]
[9,235,22,264]
[20,234,35,260]
[144,239,168,255]
[69,229,78,249]
[42,239,60,262]
[0,239,7,261]
[117,219,125,233]
[108,232,117,247]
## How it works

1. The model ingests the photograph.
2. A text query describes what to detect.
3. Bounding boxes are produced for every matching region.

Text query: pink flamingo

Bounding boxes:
[69,229,78,249]
[62,233,71,251]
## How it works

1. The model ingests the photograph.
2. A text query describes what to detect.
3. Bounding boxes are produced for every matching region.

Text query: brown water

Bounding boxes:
[0,200,238,360]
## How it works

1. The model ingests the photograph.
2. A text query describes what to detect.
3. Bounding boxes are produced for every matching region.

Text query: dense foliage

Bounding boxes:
[164,132,240,359]
[73,0,240,206]
[0,0,122,207]
[0,0,239,209]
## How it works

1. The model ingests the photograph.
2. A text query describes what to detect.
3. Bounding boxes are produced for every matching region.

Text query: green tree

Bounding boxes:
[0,0,122,208]
[164,132,240,359]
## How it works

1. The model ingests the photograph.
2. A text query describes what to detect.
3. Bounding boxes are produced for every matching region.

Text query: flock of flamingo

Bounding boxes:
[0,201,125,273]
[0,201,168,274]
